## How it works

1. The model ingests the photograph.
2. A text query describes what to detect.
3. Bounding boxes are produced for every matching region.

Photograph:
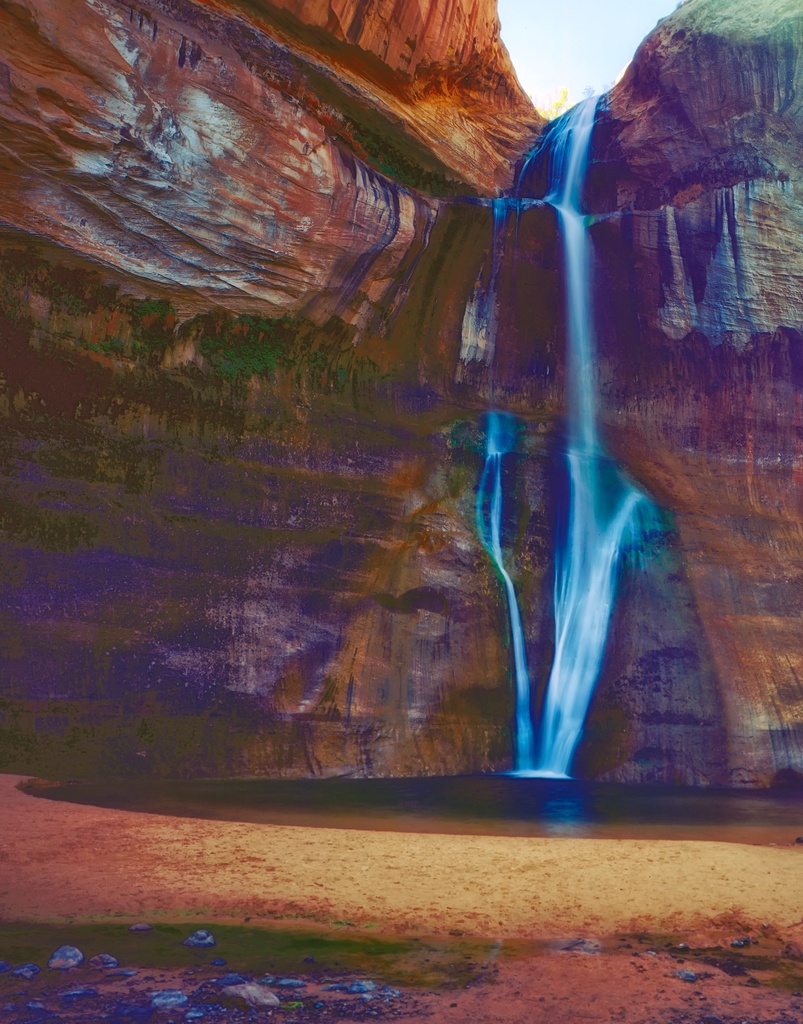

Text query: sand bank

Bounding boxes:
[1,774,801,937]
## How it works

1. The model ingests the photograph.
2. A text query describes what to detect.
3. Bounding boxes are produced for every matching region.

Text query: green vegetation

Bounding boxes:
[0,920,497,990]
[0,249,381,395]
[197,313,306,380]
[343,118,475,197]
[0,493,98,552]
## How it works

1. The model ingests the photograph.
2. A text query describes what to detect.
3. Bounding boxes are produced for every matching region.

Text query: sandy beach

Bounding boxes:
[2,773,803,1022]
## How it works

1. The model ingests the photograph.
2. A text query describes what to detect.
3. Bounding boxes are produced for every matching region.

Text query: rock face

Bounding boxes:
[0,0,544,778]
[585,0,803,786]
[2,0,802,788]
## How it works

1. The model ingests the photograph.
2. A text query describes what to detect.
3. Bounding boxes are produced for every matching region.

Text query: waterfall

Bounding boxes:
[475,98,651,779]
[531,97,648,778]
[476,411,535,772]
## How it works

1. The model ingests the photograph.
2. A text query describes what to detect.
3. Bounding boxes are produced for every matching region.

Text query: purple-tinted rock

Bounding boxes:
[88,953,119,968]
[129,923,153,933]
[12,964,40,980]
[150,989,188,1009]
[48,944,84,969]
[181,930,215,949]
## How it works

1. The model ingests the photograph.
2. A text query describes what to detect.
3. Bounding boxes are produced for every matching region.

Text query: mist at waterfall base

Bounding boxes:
[32,776,803,846]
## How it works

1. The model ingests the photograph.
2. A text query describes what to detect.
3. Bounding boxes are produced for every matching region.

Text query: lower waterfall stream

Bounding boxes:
[477,98,652,777]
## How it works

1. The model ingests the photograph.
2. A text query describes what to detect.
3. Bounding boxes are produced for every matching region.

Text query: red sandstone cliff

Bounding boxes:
[586,0,803,786]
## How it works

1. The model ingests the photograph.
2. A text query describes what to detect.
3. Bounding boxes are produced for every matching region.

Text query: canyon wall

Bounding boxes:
[1,0,802,788]
[0,0,547,778]
[586,0,803,786]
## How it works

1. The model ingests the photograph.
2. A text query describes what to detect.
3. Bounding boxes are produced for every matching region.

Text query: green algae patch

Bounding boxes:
[0,921,495,990]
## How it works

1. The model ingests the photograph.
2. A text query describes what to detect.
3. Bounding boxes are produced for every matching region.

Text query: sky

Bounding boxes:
[497,0,682,110]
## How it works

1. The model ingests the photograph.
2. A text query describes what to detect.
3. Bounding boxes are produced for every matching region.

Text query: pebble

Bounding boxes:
[214,973,247,988]
[322,983,350,992]
[48,944,85,969]
[151,989,189,1009]
[275,978,306,988]
[181,930,215,949]
[26,1002,45,1010]
[109,969,138,978]
[186,1011,206,1021]
[88,953,119,968]
[221,983,280,1008]
[256,975,275,985]
[129,923,153,933]
[349,980,377,993]
[560,938,601,954]
[12,964,40,980]
[61,987,98,1001]
[0,962,12,974]
[210,958,227,967]
[795,836,803,844]
[676,969,698,982]
[380,986,402,998]
[730,937,751,948]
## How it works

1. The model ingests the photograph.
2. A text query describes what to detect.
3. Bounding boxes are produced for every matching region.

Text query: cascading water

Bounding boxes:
[476,411,535,772]
[531,97,648,778]
[476,98,651,778]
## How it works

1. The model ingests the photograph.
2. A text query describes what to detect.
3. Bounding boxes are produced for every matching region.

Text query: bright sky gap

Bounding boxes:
[497,0,683,109]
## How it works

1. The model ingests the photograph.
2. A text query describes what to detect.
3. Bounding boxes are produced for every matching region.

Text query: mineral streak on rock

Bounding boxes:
[586,0,803,786]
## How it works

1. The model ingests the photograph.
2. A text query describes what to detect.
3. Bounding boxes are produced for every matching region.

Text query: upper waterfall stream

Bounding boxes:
[477,98,652,778]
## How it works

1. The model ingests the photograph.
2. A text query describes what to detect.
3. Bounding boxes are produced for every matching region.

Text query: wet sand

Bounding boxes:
[2,773,803,1022]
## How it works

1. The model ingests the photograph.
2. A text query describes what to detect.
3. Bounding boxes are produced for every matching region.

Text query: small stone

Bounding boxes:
[221,983,280,1008]
[12,964,40,980]
[181,930,215,949]
[129,923,153,933]
[676,969,698,982]
[303,956,315,964]
[214,973,246,988]
[795,836,803,844]
[360,993,374,1002]
[731,938,749,948]
[380,986,402,998]
[209,958,227,967]
[109,969,138,978]
[676,943,689,951]
[560,938,601,954]
[348,980,377,993]
[256,975,275,985]
[61,987,98,1001]
[322,983,349,992]
[88,953,119,968]
[0,962,12,974]
[26,1001,46,1010]
[49,944,85,969]
[275,978,306,988]
[186,1011,206,1021]
[151,989,188,1010]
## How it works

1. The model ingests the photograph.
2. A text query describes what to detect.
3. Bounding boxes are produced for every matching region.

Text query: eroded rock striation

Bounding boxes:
[1,0,802,787]
[0,0,542,778]
[586,0,803,786]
